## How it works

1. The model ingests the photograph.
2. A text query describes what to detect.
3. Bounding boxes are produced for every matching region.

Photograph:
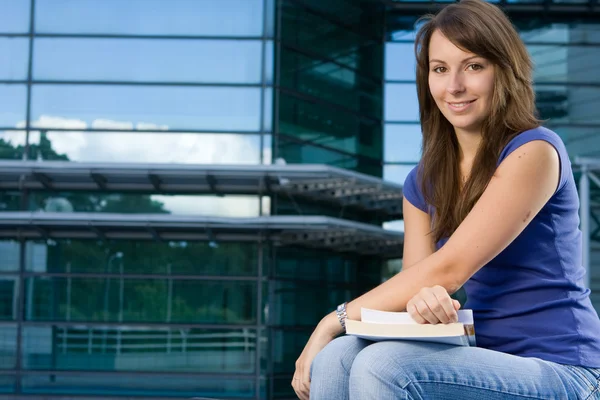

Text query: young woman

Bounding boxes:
[291,0,600,398]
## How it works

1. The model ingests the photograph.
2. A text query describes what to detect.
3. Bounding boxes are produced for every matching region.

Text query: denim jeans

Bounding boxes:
[310,336,600,399]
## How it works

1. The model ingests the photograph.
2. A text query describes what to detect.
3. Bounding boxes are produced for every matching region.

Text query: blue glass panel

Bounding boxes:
[22,325,256,373]
[0,242,19,272]
[0,38,28,80]
[22,372,254,397]
[0,84,26,127]
[551,126,600,159]
[35,0,264,36]
[25,240,259,276]
[383,164,416,186]
[0,278,17,321]
[385,83,420,122]
[0,0,30,33]
[34,38,262,84]
[0,130,26,159]
[27,131,262,164]
[30,85,262,131]
[0,374,15,393]
[263,87,273,132]
[265,0,276,37]
[24,277,257,324]
[385,42,416,81]
[264,40,274,84]
[262,134,272,164]
[530,45,600,84]
[384,124,422,162]
[0,325,17,369]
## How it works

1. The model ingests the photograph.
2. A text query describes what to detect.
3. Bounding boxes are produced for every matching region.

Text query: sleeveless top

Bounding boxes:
[403,127,600,367]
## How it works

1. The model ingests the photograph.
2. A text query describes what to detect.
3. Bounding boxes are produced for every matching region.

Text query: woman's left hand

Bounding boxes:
[406,285,461,324]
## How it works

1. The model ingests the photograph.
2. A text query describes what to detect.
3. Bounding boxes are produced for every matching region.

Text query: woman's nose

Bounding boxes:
[446,72,466,95]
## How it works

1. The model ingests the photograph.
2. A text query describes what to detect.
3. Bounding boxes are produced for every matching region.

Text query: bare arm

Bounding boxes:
[322,140,560,334]
[402,196,436,270]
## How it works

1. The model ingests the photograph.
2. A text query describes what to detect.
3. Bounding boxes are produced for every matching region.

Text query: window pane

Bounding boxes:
[35,0,264,36]
[551,126,599,158]
[0,38,28,80]
[28,131,262,164]
[264,41,274,85]
[384,124,422,162]
[0,130,26,159]
[269,281,347,326]
[0,278,17,321]
[263,133,272,164]
[274,247,358,284]
[530,45,600,84]
[25,277,257,324]
[385,83,419,122]
[0,241,21,272]
[0,375,15,393]
[0,325,17,369]
[22,325,256,373]
[0,85,26,127]
[31,85,262,132]
[0,0,30,33]
[34,38,262,84]
[271,329,311,375]
[29,192,260,217]
[22,372,254,397]
[385,42,416,81]
[26,240,259,276]
[280,47,383,119]
[383,164,416,186]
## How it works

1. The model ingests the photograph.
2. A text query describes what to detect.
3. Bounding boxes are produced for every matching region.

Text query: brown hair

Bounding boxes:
[414,0,539,242]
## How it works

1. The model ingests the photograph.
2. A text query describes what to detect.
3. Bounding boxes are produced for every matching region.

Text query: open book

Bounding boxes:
[345,308,476,347]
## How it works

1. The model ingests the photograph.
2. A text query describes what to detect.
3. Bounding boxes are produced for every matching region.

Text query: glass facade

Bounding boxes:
[0,1,385,399]
[0,0,598,399]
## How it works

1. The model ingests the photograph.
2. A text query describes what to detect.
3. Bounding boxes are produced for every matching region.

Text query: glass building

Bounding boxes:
[0,0,598,399]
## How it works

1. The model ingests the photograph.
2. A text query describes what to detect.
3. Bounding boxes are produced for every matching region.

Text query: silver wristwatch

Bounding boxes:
[336,302,348,332]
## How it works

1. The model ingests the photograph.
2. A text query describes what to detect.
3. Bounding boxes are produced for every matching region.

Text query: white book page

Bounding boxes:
[361,308,473,325]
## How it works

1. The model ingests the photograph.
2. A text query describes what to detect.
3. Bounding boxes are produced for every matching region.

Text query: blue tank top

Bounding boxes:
[403,126,600,367]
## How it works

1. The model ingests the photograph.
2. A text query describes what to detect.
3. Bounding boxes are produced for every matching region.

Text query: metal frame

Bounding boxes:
[0,212,403,258]
[384,0,600,22]
[0,161,404,219]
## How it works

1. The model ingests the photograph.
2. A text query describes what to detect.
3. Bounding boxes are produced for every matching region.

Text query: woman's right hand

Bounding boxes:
[292,312,342,400]
[406,285,461,324]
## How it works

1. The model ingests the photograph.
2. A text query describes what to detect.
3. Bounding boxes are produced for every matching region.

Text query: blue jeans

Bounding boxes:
[310,336,600,399]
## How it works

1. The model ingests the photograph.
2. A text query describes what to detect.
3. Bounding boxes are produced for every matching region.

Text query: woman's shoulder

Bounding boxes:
[498,126,567,165]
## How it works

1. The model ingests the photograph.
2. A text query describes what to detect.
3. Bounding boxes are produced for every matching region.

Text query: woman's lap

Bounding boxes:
[311,336,600,399]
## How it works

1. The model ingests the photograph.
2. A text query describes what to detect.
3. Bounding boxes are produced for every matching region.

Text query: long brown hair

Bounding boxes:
[414,0,539,242]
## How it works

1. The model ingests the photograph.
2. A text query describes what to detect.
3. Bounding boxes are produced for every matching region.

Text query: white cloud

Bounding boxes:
[19,114,269,217]
[92,119,134,130]
[152,195,260,217]
[383,220,404,232]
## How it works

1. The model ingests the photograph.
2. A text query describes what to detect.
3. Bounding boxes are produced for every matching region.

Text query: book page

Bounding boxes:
[361,308,474,325]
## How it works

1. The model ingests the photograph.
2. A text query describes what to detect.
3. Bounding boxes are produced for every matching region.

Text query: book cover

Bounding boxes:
[345,308,476,347]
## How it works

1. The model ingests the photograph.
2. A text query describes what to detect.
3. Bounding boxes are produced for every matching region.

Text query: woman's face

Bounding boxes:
[428,29,495,136]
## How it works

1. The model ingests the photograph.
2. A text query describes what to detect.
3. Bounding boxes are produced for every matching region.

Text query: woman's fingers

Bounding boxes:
[431,285,459,323]
[292,359,311,399]
[408,286,460,324]
[406,300,428,324]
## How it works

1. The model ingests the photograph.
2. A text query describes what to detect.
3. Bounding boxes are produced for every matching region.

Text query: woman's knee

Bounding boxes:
[311,335,369,378]
[349,341,442,384]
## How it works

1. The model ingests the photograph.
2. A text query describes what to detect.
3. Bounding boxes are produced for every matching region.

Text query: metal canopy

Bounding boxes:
[0,212,404,258]
[0,161,403,219]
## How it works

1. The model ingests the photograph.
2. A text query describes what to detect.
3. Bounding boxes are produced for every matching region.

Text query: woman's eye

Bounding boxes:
[433,66,446,73]
[467,64,483,71]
